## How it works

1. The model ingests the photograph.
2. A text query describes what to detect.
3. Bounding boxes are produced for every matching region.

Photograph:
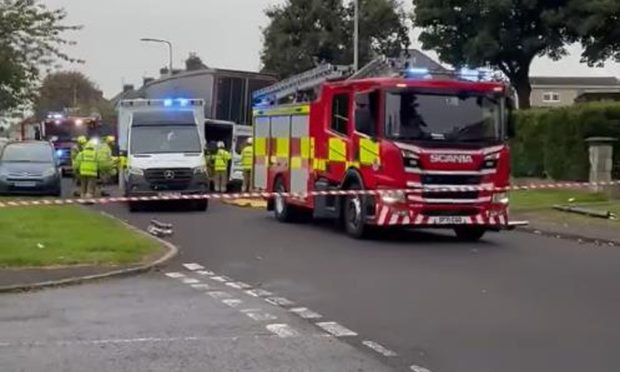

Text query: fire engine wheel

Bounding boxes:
[274,178,295,223]
[454,227,487,242]
[344,187,369,239]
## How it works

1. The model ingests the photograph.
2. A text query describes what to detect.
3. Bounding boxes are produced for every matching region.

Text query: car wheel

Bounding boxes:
[454,227,486,242]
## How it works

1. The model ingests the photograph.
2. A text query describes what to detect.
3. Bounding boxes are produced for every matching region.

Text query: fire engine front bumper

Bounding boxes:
[371,203,524,230]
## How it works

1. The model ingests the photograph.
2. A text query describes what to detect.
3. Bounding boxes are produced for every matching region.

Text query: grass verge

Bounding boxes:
[511,189,609,212]
[0,206,161,268]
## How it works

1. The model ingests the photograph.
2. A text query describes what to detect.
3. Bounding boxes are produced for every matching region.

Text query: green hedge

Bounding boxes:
[511,102,620,181]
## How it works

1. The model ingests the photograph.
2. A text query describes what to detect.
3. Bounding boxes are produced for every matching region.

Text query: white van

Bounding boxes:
[118,98,209,212]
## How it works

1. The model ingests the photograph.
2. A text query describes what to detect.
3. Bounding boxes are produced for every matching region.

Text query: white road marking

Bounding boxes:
[265,297,295,307]
[164,272,185,279]
[290,307,322,319]
[362,340,397,357]
[182,263,205,271]
[195,270,215,276]
[207,291,233,300]
[181,278,200,284]
[266,324,299,338]
[190,283,211,290]
[226,282,252,290]
[410,365,432,372]
[222,299,243,308]
[210,276,230,282]
[243,310,277,321]
[316,322,358,337]
[245,289,273,297]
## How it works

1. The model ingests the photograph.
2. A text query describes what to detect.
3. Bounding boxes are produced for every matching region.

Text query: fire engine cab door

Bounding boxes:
[253,116,270,190]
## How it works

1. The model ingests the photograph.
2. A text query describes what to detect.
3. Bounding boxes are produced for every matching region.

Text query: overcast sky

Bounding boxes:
[46,0,619,98]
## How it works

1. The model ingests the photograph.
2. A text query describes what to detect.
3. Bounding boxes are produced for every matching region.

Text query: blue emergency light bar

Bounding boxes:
[121,98,204,108]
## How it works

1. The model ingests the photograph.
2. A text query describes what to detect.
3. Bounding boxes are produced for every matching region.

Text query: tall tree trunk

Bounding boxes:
[511,64,532,110]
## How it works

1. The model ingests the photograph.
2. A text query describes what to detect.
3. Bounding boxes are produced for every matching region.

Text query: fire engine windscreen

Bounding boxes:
[44,121,89,142]
[130,111,202,155]
[384,91,502,143]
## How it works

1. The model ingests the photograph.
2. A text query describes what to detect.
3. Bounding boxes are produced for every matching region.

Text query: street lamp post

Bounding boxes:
[140,38,173,75]
[353,0,359,71]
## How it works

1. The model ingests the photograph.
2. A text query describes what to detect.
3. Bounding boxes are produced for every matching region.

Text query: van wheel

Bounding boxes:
[343,182,370,239]
[454,227,486,242]
[128,201,142,213]
[194,199,209,212]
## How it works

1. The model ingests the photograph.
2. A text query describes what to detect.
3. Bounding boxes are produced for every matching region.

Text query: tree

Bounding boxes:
[34,71,102,118]
[341,0,410,65]
[261,0,347,78]
[567,0,620,66]
[260,0,410,78]
[0,0,81,113]
[34,71,116,128]
[413,0,573,109]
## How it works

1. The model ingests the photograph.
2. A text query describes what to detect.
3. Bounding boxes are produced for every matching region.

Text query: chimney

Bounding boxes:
[123,84,134,93]
[143,77,155,86]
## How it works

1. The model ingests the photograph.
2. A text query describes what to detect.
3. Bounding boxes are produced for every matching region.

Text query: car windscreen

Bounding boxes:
[1,144,54,163]
[130,126,202,154]
[384,90,502,143]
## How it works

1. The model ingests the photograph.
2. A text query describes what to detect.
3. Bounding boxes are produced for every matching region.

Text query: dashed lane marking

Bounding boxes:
[266,324,299,338]
[316,322,358,337]
[410,366,432,372]
[195,270,215,276]
[362,340,398,357]
[164,272,185,279]
[242,309,278,322]
[245,289,273,297]
[265,297,296,307]
[226,281,252,290]
[207,291,233,300]
[210,276,230,283]
[181,278,200,284]
[290,307,322,319]
[190,283,211,290]
[221,299,243,308]
[182,263,205,271]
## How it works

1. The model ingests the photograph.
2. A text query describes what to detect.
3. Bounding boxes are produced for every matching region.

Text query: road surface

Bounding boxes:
[90,198,620,372]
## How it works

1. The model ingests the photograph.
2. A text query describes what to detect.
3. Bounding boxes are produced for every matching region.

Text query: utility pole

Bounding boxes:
[353,0,359,71]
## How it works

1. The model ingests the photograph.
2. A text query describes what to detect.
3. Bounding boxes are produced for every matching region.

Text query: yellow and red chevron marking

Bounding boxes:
[0,180,618,209]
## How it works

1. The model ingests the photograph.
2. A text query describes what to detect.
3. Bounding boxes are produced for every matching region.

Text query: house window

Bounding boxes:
[542,92,560,103]
[331,94,350,134]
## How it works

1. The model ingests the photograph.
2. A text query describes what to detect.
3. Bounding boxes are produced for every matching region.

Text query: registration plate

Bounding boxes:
[13,181,36,188]
[428,216,468,225]
[158,192,182,198]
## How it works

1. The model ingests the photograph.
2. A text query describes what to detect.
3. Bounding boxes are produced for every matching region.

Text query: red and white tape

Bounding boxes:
[0,180,618,209]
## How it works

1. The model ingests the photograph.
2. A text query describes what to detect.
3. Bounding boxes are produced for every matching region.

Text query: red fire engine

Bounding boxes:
[252,57,517,240]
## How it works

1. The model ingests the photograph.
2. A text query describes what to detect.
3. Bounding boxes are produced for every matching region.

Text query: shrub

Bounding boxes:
[511,102,620,181]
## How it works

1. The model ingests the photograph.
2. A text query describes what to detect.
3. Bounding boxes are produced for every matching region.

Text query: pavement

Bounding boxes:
[3,180,620,371]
